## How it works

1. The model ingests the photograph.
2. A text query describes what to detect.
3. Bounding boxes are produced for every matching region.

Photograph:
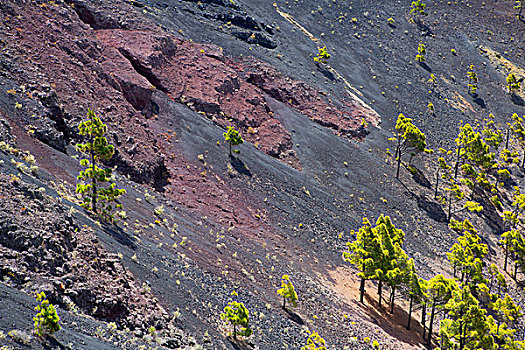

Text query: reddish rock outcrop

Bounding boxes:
[237,58,381,138]
[95,29,298,167]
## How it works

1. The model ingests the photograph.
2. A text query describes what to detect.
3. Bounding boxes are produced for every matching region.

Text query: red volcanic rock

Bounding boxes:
[238,58,381,138]
[96,29,298,167]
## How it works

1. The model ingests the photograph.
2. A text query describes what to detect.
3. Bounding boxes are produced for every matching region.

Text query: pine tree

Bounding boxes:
[277,275,298,310]
[76,109,126,220]
[516,0,524,20]
[501,230,521,273]
[491,294,522,338]
[426,275,458,345]
[373,215,405,308]
[416,42,427,63]
[467,65,478,95]
[410,0,428,17]
[509,113,525,168]
[314,46,331,64]
[507,73,521,94]
[392,113,429,179]
[221,301,252,340]
[439,286,494,350]
[404,262,425,330]
[33,292,60,337]
[223,126,244,157]
[446,219,488,287]
[343,218,381,303]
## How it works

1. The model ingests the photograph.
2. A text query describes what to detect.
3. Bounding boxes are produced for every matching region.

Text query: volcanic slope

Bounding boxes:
[1,0,525,349]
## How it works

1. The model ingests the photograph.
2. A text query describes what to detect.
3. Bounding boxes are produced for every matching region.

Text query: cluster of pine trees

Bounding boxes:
[344,216,524,349]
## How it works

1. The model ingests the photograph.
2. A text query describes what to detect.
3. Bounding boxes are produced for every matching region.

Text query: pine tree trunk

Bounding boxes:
[515,261,519,280]
[359,278,365,304]
[390,286,395,314]
[504,242,509,272]
[421,303,427,339]
[434,169,440,199]
[283,296,286,310]
[91,146,97,214]
[229,141,232,157]
[233,324,237,340]
[506,128,510,150]
[454,146,461,179]
[378,280,383,308]
[427,303,436,345]
[407,295,414,330]
[396,153,402,179]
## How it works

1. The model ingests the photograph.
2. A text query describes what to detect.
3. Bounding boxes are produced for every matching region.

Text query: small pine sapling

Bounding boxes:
[415,42,426,63]
[387,17,395,27]
[220,301,252,340]
[427,102,434,114]
[467,65,478,95]
[410,0,428,18]
[76,109,126,220]
[277,274,298,310]
[314,46,331,64]
[223,126,244,157]
[34,292,60,337]
[516,0,523,20]
[507,73,521,94]
[301,331,327,350]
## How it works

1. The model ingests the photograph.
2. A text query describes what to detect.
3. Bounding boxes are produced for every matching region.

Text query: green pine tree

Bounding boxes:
[416,42,427,63]
[343,217,382,303]
[223,126,244,156]
[76,109,126,220]
[439,286,494,350]
[426,275,458,345]
[220,300,252,340]
[467,65,478,95]
[33,292,60,337]
[507,73,521,94]
[277,274,298,310]
[392,113,429,179]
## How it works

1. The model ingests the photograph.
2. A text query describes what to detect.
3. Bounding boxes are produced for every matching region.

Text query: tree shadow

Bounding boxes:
[102,222,136,249]
[315,63,336,81]
[416,194,448,223]
[42,336,66,350]
[229,156,252,177]
[409,166,431,189]
[415,20,433,37]
[361,292,430,349]
[284,309,305,325]
[418,62,431,72]
[228,337,254,350]
[471,94,486,108]
[510,93,525,106]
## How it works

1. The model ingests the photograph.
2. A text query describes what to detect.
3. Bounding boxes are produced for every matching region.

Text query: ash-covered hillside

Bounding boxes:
[1,0,525,349]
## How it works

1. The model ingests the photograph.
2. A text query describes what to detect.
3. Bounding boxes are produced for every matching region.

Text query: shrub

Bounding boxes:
[301,331,326,350]
[76,109,126,220]
[220,301,252,339]
[33,292,60,337]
